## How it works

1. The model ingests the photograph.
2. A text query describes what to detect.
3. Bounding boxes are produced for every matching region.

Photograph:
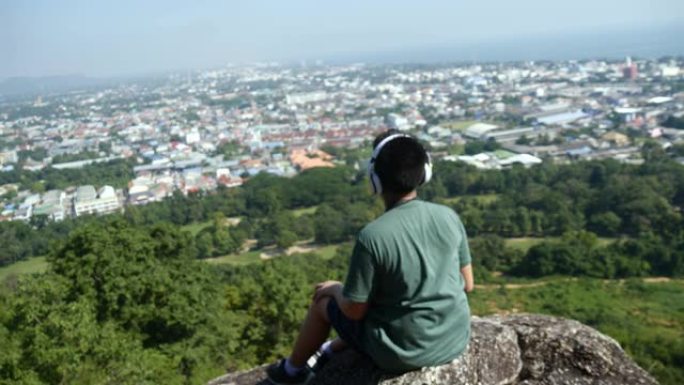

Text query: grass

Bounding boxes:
[308,244,340,260]
[292,206,318,217]
[204,242,346,266]
[441,120,479,131]
[182,207,318,236]
[204,250,263,265]
[0,257,48,282]
[505,237,555,251]
[445,143,465,156]
[493,149,517,159]
[440,194,500,206]
[181,221,212,236]
[596,237,614,246]
[505,237,616,252]
[0,239,341,278]
[0,235,619,279]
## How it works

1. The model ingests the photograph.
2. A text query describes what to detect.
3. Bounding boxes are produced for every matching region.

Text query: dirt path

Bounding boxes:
[475,281,553,290]
[259,241,326,260]
[476,277,674,290]
[641,277,671,283]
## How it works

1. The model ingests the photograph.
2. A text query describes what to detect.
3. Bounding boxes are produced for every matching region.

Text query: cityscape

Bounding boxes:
[1,57,682,223]
[2,0,684,383]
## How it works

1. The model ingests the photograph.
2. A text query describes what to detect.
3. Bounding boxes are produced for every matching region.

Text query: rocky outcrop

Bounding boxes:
[208,314,659,385]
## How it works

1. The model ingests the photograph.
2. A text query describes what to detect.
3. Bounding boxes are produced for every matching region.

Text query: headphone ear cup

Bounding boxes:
[423,161,432,185]
[368,160,378,194]
[371,171,383,194]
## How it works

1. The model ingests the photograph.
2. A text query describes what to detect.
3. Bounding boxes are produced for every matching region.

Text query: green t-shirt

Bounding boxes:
[343,199,472,373]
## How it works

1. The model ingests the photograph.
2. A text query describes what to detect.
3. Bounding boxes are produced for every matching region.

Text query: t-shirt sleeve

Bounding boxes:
[456,216,472,266]
[342,239,375,303]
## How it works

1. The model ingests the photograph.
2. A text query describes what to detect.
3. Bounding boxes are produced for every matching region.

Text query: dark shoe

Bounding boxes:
[266,359,312,385]
[307,350,331,374]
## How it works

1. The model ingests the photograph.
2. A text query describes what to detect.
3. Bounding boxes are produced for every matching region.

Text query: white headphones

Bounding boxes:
[368,133,433,195]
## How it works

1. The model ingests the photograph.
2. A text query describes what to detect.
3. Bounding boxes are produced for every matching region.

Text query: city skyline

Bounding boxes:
[1,0,684,79]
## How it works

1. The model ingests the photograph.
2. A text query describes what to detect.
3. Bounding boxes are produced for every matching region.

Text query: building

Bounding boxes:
[660,65,680,77]
[33,190,66,221]
[614,107,640,123]
[13,205,32,222]
[127,183,154,205]
[464,123,500,139]
[536,110,589,126]
[74,185,122,216]
[286,91,328,105]
[623,57,638,81]
[483,127,537,143]
[386,114,411,131]
[186,130,201,144]
[0,150,18,165]
[446,150,541,170]
[22,158,45,171]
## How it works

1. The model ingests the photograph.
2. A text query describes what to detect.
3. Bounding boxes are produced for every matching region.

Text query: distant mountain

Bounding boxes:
[325,24,684,65]
[0,74,115,98]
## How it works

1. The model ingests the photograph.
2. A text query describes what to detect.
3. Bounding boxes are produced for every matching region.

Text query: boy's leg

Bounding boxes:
[288,297,333,367]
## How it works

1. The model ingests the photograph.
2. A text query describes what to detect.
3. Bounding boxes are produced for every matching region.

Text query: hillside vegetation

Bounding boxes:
[2,156,684,384]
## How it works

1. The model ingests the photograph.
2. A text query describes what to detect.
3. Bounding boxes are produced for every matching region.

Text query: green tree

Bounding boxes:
[30,181,45,193]
[314,204,347,243]
[247,189,282,218]
[588,211,622,236]
[276,230,298,250]
[48,220,216,346]
[3,275,182,385]
[196,231,215,259]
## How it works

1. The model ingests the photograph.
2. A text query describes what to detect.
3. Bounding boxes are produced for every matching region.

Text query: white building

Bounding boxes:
[186,130,201,145]
[387,113,411,131]
[0,150,18,165]
[464,123,500,139]
[34,190,66,221]
[286,91,328,105]
[614,107,641,123]
[74,185,122,217]
[446,151,542,170]
[13,205,33,222]
[660,66,680,77]
[483,127,537,143]
[23,194,41,207]
[536,110,589,126]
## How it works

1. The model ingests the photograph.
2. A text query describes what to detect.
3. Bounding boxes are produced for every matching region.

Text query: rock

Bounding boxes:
[207,314,659,385]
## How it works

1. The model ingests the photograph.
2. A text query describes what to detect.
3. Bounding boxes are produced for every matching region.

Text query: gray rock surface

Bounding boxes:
[207,314,659,385]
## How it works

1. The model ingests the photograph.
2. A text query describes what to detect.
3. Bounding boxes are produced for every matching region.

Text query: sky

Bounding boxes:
[1,0,683,78]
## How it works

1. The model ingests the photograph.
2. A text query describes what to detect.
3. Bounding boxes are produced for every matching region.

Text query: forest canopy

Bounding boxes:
[1,157,684,384]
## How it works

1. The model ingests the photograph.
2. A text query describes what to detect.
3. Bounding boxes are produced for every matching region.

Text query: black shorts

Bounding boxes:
[326,297,365,354]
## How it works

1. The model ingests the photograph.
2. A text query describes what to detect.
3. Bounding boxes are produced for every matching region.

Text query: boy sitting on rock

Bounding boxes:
[267,130,474,384]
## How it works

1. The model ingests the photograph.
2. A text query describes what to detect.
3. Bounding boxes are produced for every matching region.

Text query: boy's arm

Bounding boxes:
[313,281,369,320]
[455,214,474,292]
[461,264,474,293]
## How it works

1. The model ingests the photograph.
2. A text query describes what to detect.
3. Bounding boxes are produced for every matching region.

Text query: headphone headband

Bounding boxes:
[368,133,432,195]
[370,133,411,163]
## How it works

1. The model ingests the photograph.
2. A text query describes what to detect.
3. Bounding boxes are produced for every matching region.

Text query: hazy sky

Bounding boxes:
[1,0,683,78]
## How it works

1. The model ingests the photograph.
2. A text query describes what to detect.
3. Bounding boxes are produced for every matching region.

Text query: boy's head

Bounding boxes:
[369,130,430,195]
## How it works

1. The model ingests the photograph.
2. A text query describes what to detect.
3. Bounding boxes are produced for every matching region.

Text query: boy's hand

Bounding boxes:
[313,280,342,303]
[461,264,474,293]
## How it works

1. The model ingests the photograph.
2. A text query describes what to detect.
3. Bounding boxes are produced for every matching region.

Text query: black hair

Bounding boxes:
[372,130,429,194]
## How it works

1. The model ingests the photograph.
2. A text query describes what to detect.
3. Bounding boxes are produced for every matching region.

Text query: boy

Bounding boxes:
[267,130,474,384]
